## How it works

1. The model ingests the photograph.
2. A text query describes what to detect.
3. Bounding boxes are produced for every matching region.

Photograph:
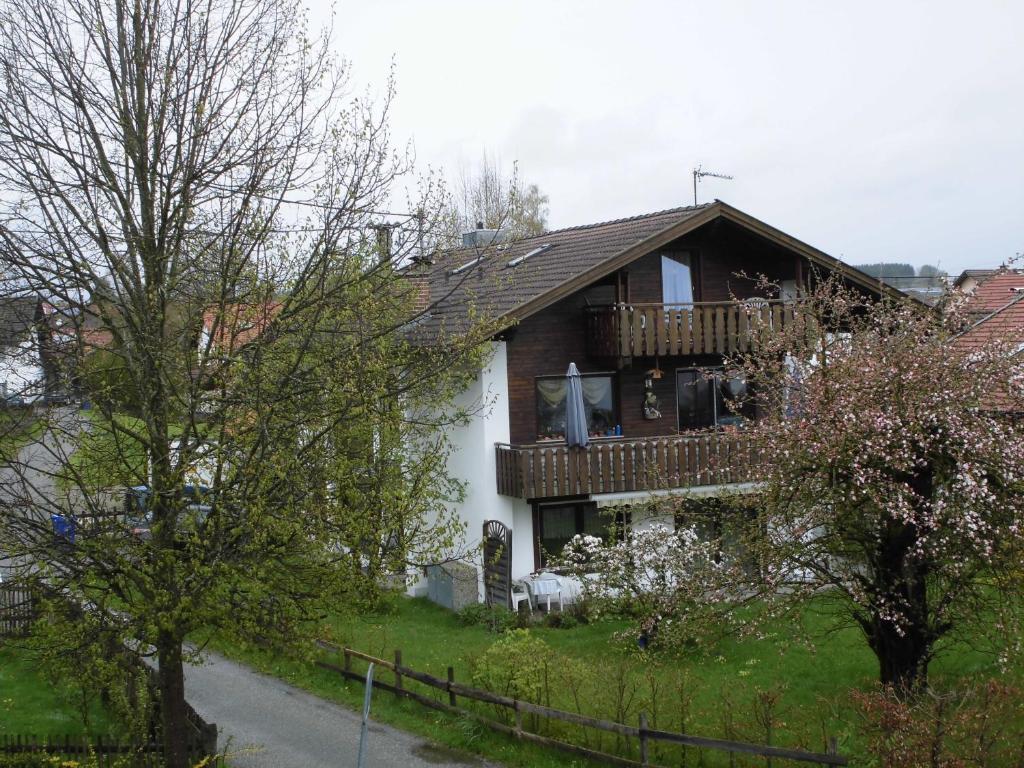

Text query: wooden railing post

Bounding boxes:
[394,649,403,698]
[343,648,351,676]
[514,699,523,738]
[639,712,649,767]
[447,666,457,707]
[827,737,838,757]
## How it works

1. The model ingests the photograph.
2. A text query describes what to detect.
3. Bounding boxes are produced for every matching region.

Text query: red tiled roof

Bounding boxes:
[201,302,282,353]
[962,270,1024,315]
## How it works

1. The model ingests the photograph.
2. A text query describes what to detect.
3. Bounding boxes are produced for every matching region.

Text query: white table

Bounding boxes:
[527,573,563,611]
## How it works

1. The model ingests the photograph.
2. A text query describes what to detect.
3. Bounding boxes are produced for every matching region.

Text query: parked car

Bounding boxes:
[125,484,212,541]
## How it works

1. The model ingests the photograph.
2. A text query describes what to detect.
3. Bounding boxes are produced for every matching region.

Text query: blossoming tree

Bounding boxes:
[561,277,1024,693]
[736,277,1024,691]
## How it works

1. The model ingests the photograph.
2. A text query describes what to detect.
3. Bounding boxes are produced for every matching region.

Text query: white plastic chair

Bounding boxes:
[510,580,532,613]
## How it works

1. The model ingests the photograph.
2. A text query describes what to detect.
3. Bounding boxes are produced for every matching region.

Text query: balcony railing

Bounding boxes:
[495,432,758,500]
[585,300,800,359]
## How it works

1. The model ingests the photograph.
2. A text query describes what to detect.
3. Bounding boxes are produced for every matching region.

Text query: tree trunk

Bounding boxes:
[157,632,190,768]
[871,616,931,693]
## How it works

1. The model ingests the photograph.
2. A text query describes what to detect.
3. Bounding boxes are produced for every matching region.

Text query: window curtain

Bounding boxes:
[537,378,567,407]
[661,255,693,307]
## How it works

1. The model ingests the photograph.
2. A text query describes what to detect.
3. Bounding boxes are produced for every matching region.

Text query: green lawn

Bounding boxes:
[0,409,42,457]
[0,645,115,737]
[206,595,1023,767]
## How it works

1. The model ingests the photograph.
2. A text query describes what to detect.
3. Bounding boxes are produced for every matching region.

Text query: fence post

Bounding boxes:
[343,648,352,677]
[447,666,457,707]
[639,712,649,767]
[827,736,838,757]
[394,650,403,698]
[514,700,522,738]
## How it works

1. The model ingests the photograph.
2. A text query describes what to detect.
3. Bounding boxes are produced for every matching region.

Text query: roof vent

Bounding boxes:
[506,243,554,268]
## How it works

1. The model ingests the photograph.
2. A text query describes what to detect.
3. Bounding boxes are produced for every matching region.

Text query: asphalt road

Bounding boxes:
[184,651,496,768]
[0,405,85,578]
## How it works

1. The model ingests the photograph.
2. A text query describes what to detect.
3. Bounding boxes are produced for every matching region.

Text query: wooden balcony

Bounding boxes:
[495,432,757,500]
[585,301,800,359]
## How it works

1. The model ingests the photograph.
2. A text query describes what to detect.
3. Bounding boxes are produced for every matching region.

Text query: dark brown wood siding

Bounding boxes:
[503,221,808,445]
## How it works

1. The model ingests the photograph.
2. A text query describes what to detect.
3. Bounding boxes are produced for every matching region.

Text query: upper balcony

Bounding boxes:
[585,300,799,360]
[495,431,757,500]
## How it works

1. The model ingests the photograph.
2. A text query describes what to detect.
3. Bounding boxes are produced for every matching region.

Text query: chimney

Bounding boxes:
[373,224,393,263]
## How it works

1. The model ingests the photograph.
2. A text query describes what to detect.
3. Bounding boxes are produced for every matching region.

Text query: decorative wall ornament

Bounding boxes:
[642,372,661,420]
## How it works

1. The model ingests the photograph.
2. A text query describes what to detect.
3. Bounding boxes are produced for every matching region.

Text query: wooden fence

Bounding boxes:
[316,642,847,768]
[0,584,36,638]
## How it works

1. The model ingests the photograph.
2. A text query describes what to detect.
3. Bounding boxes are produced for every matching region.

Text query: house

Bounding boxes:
[952,268,1024,414]
[412,200,903,606]
[0,297,48,404]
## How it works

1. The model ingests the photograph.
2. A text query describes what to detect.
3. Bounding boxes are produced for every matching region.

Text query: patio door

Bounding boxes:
[482,520,512,609]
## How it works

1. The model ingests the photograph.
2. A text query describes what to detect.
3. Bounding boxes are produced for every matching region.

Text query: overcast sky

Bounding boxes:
[315,0,1022,276]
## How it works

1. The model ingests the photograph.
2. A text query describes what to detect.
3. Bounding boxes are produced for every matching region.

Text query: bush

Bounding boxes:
[852,679,1024,768]
[471,629,554,705]
[455,603,517,633]
[543,612,578,630]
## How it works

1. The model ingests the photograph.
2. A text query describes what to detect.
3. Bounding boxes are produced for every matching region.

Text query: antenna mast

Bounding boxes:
[692,165,734,205]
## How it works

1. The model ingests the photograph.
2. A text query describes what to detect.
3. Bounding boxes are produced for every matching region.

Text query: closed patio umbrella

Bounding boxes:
[565,362,589,448]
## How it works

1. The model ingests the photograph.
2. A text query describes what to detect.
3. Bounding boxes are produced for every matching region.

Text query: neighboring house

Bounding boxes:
[953,269,1024,414]
[0,297,48,404]
[958,267,1024,321]
[414,200,903,604]
[953,268,1002,297]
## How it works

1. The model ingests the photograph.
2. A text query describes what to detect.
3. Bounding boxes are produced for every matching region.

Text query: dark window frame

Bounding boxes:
[534,371,618,442]
[532,501,630,570]
[675,366,750,431]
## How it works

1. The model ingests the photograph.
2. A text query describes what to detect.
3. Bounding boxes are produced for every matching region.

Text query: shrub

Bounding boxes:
[455,602,517,633]
[543,612,578,630]
[852,679,1024,768]
[471,629,554,705]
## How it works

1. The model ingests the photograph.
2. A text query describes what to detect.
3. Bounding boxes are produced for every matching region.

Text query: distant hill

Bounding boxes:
[853,263,948,301]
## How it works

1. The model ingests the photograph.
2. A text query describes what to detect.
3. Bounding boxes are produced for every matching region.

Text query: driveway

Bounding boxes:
[185,651,498,768]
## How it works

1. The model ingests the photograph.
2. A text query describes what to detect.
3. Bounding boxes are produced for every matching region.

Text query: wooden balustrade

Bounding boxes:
[586,301,801,359]
[495,431,757,499]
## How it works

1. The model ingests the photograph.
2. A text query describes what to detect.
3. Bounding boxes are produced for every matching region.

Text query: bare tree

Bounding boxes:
[0,0,491,763]
[451,153,549,239]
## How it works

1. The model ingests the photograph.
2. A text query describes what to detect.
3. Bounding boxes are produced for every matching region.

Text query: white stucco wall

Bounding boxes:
[0,338,45,402]
[415,341,533,600]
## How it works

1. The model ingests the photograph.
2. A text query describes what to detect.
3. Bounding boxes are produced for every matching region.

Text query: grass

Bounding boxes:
[64,412,151,491]
[204,595,1023,768]
[0,644,115,737]
[0,409,42,457]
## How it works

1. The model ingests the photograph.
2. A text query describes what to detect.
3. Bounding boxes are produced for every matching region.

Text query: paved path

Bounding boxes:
[184,651,496,768]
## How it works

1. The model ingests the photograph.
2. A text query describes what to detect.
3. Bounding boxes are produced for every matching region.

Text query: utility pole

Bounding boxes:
[692,165,734,205]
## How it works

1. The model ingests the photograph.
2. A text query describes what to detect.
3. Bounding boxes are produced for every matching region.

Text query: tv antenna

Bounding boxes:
[692,165,734,205]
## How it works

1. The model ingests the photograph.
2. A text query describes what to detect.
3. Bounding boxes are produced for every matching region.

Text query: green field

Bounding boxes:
[0,645,115,737]
[207,595,1024,767]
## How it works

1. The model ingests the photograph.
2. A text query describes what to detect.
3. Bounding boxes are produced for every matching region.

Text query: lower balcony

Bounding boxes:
[494,432,757,500]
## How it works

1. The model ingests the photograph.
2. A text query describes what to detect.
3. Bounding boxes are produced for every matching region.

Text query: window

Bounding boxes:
[676,368,749,430]
[662,254,694,307]
[535,502,629,568]
[536,374,616,441]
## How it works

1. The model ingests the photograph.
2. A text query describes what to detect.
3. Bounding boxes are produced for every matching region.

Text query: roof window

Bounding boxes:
[448,255,485,276]
[506,243,554,269]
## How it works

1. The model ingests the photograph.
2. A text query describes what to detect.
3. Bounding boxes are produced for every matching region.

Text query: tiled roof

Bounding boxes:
[420,204,714,334]
[417,201,907,336]
[962,270,1024,315]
